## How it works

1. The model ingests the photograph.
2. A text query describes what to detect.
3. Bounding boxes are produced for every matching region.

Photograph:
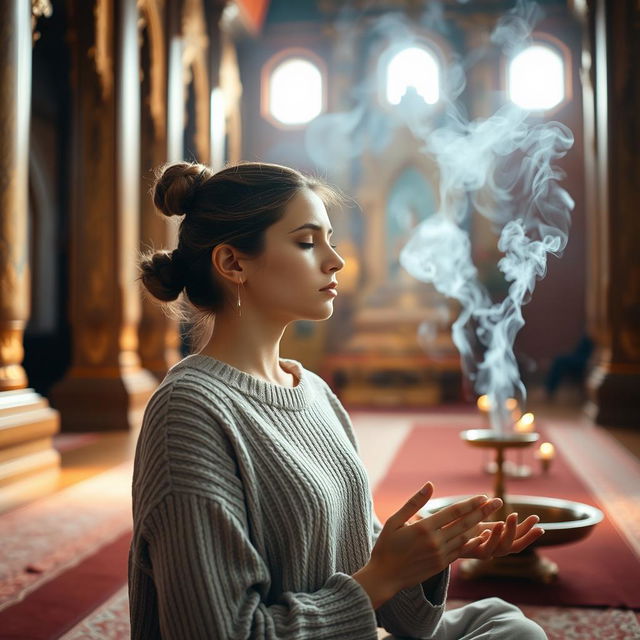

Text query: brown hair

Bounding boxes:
[139,161,344,327]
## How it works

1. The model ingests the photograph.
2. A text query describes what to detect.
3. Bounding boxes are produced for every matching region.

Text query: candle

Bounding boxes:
[505,398,518,411]
[537,441,555,473]
[515,412,535,433]
[477,395,492,412]
[538,442,555,459]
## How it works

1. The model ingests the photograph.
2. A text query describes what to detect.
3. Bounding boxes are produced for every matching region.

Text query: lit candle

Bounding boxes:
[539,442,555,458]
[505,398,518,411]
[537,441,555,472]
[515,412,535,433]
[477,395,492,412]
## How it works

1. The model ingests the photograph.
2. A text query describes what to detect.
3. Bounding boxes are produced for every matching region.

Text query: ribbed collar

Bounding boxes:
[172,354,312,411]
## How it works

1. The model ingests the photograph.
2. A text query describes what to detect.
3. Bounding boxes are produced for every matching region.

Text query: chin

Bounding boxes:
[297,305,334,322]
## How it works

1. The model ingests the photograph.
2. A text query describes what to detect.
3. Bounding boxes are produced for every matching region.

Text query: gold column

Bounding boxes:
[51,0,156,431]
[138,0,181,379]
[585,0,640,427]
[0,0,60,512]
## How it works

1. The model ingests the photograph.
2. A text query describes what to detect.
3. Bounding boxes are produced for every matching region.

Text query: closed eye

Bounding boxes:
[299,242,338,249]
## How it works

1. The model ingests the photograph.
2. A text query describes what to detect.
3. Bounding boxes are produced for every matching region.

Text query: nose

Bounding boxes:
[326,246,345,272]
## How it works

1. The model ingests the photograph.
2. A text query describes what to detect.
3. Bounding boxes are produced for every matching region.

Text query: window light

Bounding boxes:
[386,46,440,106]
[508,45,565,111]
[269,58,322,125]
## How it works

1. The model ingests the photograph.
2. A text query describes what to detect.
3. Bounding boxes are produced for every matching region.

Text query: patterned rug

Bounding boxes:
[0,460,133,612]
[1,414,639,639]
[57,589,640,640]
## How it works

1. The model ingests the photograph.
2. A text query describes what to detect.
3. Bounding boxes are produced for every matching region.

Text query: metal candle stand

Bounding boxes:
[422,429,603,583]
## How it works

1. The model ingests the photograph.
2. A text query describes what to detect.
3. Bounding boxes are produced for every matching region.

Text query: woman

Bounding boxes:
[129,161,547,639]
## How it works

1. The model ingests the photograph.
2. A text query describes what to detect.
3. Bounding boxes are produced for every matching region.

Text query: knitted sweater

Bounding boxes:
[128,354,449,639]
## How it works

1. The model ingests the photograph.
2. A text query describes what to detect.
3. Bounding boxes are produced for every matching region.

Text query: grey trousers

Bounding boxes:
[379,597,547,640]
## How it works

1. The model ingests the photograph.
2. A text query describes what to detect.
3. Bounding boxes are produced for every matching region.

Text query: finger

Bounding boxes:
[459,535,485,556]
[445,519,501,561]
[385,482,434,529]
[515,514,540,537]
[426,494,497,531]
[493,513,519,555]
[459,529,491,555]
[507,526,545,554]
[466,521,504,558]
[440,498,503,543]
[479,514,540,538]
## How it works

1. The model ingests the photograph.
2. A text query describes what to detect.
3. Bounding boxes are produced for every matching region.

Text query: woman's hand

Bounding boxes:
[362,482,505,599]
[458,513,545,559]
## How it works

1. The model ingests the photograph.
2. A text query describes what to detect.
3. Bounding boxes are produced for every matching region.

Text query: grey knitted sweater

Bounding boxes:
[128,354,449,639]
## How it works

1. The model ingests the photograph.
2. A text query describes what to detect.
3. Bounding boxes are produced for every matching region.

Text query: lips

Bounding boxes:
[319,282,338,291]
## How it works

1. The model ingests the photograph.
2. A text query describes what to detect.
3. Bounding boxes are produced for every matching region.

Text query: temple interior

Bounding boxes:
[1,0,639,638]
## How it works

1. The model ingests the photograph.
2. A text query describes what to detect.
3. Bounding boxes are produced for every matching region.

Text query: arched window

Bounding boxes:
[385,46,440,106]
[265,56,323,127]
[508,44,566,111]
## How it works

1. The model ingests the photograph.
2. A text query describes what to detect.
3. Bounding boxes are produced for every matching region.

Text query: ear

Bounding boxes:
[211,244,246,285]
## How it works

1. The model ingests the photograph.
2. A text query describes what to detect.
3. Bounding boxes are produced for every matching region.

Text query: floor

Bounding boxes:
[54,431,137,492]
[50,396,640,496]
[3,397,639,639]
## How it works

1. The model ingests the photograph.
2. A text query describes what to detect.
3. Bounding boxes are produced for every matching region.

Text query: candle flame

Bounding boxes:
[515,412,535,432]
[539,442,555,459]
[505,398,518,411]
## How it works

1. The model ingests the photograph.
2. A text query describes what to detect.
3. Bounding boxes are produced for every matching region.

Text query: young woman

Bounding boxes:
[129,161,547,639]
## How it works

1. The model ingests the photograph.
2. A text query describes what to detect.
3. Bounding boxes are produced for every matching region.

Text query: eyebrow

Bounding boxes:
[288,223,333,235]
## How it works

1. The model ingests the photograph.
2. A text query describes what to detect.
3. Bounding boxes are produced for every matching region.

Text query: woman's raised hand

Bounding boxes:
[458,513,545,559]
[365,482,504,596]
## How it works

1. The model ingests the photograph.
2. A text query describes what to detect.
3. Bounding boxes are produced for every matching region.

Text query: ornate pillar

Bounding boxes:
[182,0,211,163]
[0,1,60,511]
[585,0,640,427]
[205,0,226,169]
[137,0,181,378]
[51,0,156,431]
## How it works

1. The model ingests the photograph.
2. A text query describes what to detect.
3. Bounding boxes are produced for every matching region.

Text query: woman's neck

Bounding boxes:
[198,311,294,386]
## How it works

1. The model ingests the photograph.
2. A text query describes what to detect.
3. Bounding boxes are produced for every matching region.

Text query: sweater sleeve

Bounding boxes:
[320,382,450,637]
[370,507,450,637]
[142,491,380,640]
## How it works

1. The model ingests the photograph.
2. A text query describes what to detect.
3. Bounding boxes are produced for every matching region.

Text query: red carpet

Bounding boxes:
[373,422,640,609]
[0,531,130,639]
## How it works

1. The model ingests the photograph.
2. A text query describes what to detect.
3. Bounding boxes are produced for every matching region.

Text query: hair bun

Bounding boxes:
[139,250,185,302]
[152,162,213,217]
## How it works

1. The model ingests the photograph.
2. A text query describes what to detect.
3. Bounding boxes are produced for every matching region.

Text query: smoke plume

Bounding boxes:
[306,1,575,431]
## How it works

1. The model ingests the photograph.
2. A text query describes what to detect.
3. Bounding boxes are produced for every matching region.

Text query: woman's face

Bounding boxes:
[243,188,345,324]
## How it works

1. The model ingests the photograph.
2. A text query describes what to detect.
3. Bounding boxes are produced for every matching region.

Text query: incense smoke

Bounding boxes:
[305,1,574,432]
